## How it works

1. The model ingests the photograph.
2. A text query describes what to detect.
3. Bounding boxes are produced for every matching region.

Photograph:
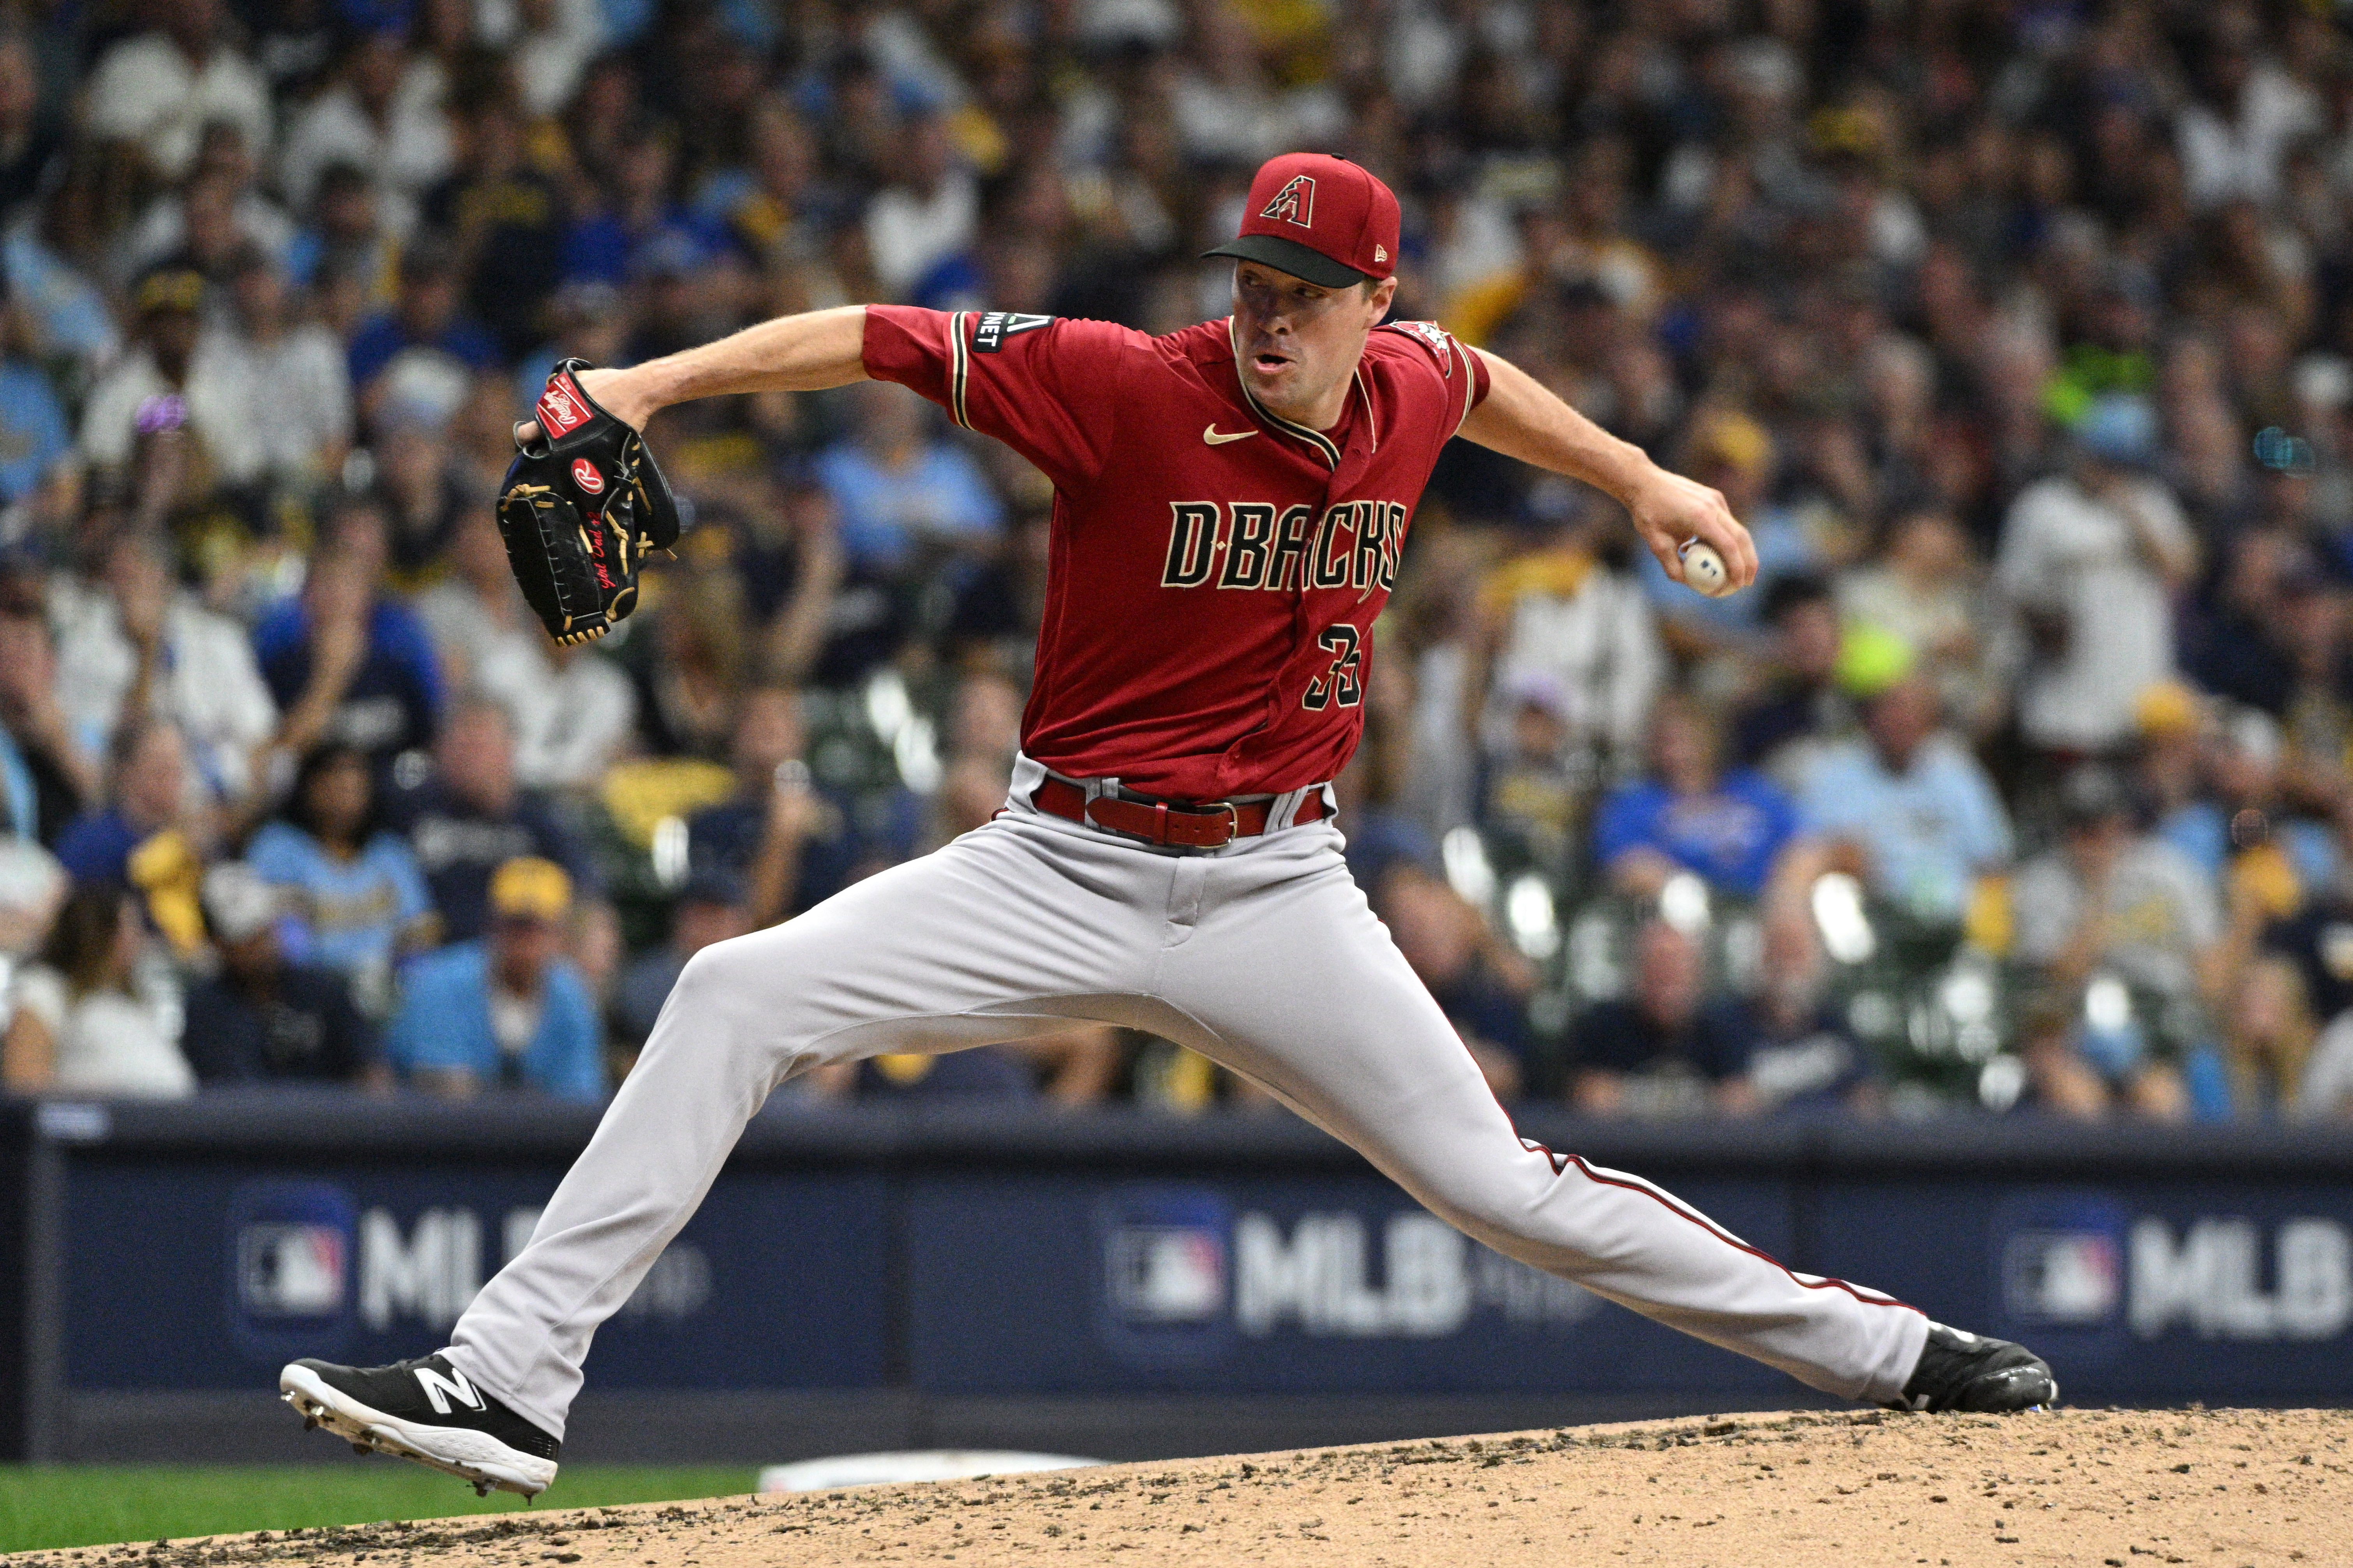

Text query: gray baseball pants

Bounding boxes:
[446,764,1928,1436]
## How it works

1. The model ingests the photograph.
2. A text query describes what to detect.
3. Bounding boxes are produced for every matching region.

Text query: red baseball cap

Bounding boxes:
[1203,152,1401,289]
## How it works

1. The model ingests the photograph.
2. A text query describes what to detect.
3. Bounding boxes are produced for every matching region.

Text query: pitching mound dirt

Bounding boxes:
[16,1407,2348,1568]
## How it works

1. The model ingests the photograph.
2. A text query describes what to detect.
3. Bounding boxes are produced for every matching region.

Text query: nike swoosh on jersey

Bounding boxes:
[1203,425,1259,445]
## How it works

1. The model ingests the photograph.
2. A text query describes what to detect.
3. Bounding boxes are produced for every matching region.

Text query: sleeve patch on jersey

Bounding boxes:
[1387,319,1458,375]
[971,312,1055,353]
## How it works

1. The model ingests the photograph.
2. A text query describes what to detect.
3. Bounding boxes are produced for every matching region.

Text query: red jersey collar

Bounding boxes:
[1224,316,1343,470]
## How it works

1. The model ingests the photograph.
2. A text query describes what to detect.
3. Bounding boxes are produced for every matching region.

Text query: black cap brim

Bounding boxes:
[1201,233,1372,289]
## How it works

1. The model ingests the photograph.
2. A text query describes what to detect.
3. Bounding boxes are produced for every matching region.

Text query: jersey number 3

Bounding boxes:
[1302,625,1363,711]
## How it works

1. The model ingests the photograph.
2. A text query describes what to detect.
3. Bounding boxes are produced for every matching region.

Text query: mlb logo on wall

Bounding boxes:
[228,1181,356,1360]
[1989,1191,2132,1364]
[2003,1229,2122,1325]
[243,1224,345,1316]
[1107,1225,1225,1325]
[1094,1187,1233,1367]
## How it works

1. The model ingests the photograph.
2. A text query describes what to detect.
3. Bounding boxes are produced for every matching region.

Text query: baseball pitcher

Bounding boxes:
[281,154,2054,1498]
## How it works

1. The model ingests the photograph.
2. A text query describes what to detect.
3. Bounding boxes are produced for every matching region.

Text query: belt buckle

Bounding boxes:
[1159,797,1237,849]
[1169,798,1239,849]
[1137,792,1240,851]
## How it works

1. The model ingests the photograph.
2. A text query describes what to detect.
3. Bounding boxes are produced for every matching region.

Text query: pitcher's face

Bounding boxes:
[1231,261,1393,426]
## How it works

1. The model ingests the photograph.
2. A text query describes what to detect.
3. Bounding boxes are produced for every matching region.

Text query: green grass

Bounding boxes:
[0,1463,757,1554]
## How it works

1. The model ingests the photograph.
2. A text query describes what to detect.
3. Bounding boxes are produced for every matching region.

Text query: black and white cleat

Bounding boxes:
[280,1355,561,1498]
[1889,1323,2058,1413]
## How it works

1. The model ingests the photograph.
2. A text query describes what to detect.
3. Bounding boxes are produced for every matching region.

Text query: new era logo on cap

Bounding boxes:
[1204,152,1401,291]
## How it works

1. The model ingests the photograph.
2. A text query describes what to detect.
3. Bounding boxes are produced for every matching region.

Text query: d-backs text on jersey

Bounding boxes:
[1160,498,1408,594]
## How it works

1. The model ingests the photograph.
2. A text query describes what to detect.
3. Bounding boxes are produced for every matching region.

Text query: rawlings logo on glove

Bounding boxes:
[495,360,684,645]
[537,374,595,438]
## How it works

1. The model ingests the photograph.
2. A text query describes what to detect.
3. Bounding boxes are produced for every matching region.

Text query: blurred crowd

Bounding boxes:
[9,0,2353,1124]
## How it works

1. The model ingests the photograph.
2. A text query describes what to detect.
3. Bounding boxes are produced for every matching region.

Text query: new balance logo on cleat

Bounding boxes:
[414,1363,487,1416]
[281,1354,561,1498]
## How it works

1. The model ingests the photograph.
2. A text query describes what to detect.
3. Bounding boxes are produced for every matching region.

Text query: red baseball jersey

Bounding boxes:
[862,305,1489,800]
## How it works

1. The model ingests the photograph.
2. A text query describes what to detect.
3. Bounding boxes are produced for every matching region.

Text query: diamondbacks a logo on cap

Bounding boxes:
[1261,174,1316,229]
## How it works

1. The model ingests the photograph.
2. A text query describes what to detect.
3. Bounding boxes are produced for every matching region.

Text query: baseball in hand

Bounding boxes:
[1678,537,1732,597]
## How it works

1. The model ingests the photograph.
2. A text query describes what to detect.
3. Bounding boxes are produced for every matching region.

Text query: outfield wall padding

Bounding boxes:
[3,1092,2350,1458]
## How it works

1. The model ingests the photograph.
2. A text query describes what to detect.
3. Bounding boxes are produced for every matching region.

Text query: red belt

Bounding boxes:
[1030,775,1327,849]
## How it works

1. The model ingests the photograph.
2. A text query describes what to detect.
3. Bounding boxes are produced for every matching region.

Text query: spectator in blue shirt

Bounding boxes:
[1798,672,2014,927]
[3,174,120,392]
[557,123,724,290]
[1570,918,1755,1117]
[386,699,601,944]
[1593,696,1803,904]
[53,716,189,890]
[687,686,861,927]
[246,743,437,1016]
[0,322,71,504]
[182,862,384,1087]
[386,856,604,1102]
[254,497,444,773]
[342,234,501,392]
[1717,902,1879,1115]
[813,380,1004,574]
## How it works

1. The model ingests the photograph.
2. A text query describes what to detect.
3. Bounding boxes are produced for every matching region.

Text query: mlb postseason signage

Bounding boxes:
[905,1175,1794,1395]
[67,1165,889,1390]
[1807,1182,2353,1401]
[34,1093,891,1398]
[910,1161,2353,1400]
[3,1095,2352,1460]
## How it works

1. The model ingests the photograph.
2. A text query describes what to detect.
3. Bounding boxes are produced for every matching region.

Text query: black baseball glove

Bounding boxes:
[495,359,685,645]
